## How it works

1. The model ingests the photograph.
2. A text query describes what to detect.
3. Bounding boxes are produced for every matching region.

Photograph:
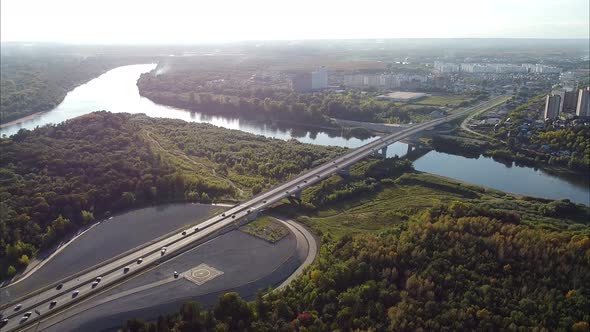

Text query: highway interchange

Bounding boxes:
[0,95,508,331]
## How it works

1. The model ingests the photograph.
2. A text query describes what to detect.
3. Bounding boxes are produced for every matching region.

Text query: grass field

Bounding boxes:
[288,172,589,239]
[295,173,472,238]
[415,95,475,107]
[240,216,290,243]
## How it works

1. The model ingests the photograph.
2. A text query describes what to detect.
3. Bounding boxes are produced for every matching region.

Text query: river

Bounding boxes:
[1,64,588,205]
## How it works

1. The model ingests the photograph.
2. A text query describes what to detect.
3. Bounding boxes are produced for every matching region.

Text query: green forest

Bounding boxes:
[122,158,589,332]
[122,202,590,331]
[0,112,343,278]
[1,55,132,123]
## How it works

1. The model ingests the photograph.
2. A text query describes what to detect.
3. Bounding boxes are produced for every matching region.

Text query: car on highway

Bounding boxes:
[14,304,22,311]
[231,215,235,219]
[95,276,102,282]
[221,213,226,216]
[182,231,187,236]
[49,300,57,308]
[72,290,79,297]
[123,266,130,273]
[20,316,28,322]
[262,200,266,203]
[194,227,199,232]
[161,247,167,255]
[56,283,64,290]
[91,281,99,288]
[1,318,8,328]
[173,271,179,278]
[23,312,32,318]
[137,258,143,264]
[246,209,251,214]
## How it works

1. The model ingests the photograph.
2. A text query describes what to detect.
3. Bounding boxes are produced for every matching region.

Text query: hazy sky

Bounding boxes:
[1,0,589,43]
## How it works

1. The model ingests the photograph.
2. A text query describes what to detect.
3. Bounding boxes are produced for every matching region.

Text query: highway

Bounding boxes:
[0,95,508,331]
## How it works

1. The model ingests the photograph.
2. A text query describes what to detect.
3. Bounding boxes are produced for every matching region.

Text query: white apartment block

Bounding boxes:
[435,62,560,74]
[343,73,428,89]
[311,67,328,90]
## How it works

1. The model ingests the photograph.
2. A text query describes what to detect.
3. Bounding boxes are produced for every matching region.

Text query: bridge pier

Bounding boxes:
[379,145,388,159]
[337,165,351,177]
[406,143,414,155]
[287,191,303,204]
[234,210,259,227]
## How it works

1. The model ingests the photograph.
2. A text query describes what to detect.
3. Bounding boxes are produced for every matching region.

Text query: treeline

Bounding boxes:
[0,55,136,123]
[122,202,590,331]
[432,130,590,172]
[531,126,590,169]
[137,71,445,125]
[0,112,342,279]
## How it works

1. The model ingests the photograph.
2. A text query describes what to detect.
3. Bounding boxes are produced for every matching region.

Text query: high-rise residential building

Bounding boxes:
[311,67,328,90]
[553,89,578,113]
[576,87,590,118]
[563,90,578,112]
[290,67,328,92]
[544,94,561,119]
[554,90,565,114]
[291,72,312,92]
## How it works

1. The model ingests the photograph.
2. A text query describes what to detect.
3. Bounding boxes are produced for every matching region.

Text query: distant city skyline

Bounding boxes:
[1,0,589,44]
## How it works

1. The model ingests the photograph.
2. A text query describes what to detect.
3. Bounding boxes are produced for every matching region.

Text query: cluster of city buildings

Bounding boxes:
[434,62,561,74]
[341,73,429,89]
[290,68,432,92]
[544,87,590,119]
[290,67,328,92]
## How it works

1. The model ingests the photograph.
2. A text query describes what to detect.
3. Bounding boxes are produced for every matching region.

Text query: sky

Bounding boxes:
[1,0,589,44]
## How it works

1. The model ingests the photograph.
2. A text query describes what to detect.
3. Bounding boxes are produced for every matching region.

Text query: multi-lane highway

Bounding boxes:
[0,95,508,331]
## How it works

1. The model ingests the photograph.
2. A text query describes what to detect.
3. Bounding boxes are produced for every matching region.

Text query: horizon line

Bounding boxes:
[1,37,590,46]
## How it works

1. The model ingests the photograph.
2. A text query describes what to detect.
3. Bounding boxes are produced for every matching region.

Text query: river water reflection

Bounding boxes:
[1,64,587,205]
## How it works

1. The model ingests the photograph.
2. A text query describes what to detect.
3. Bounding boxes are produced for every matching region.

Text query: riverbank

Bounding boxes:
[0,110,49,129]
[429,132,590,178]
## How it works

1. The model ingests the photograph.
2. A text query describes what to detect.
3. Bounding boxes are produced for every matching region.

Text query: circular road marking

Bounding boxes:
[192,269,211,279]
